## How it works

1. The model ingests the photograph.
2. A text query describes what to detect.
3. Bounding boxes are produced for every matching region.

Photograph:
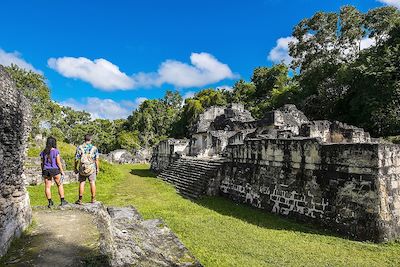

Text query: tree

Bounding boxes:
[126,91,183,147]
[4,64,56,135]
[288,6,400,126]
[117,130,140,151]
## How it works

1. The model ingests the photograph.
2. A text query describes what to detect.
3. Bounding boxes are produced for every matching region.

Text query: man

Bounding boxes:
[74,134,100,204]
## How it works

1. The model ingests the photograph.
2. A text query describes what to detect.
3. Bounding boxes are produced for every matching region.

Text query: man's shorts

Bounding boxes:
[42,168,61,178]
[78,173,96,182]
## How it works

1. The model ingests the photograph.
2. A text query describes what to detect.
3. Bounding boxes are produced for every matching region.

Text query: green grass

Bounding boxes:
[27,164,400,267]
[28,160,123,204]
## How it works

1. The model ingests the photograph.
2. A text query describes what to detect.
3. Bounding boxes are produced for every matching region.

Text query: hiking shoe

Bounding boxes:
[75,199,82,205]
[60,199,69,206]
[91,197,96,204]
[47,199,54,208]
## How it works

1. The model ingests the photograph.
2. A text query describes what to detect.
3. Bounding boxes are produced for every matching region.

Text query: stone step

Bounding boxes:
[161,170,209,182]
[177,160,223,168]
[168,162,216,170]
[160,175,206,186]
[167,166,215,175]
[160,174,206,190]
[158,157,223,199]
[179,158,224,164]
[160,173,206,189]
[165,166,216,176]
[174,183,203,196]
[176,189,200,199]
[162,169,207,179]
[162,176,205,190]
[165,178,204,195]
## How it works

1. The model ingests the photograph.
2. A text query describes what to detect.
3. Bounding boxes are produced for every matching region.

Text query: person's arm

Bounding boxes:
[95,148,100,174]
[56,155,65,176]
[96,158,100,174]
[74,147,80,174]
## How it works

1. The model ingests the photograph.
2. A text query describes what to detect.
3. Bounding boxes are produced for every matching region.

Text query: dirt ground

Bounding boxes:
[1,209,107,267]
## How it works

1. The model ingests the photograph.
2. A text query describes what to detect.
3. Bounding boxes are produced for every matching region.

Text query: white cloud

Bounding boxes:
[48,57,134,91]
[182,91,195,100]
[216,85,233,92]
[154,52,237,88]
[360,37,376,50]
[60,97,145,120]
[48,52,236,91]
[267,36,297,64]
[120,97,148,109]
[268,35,376,65]
[0,48,42,74]
[378,0,400,9]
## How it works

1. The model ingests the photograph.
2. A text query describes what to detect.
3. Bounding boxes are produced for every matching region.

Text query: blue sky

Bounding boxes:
[0,0,397,119]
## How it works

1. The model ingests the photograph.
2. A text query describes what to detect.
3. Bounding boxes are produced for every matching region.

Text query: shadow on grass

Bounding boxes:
[130,168,157,178]
[194,195,340,238]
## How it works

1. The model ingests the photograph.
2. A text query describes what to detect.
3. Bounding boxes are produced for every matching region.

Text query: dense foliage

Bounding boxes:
[5,65,132,153]
[3,5,399,150]
[288,6,400,136]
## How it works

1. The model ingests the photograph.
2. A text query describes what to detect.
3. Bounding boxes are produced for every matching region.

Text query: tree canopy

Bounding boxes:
[3,5,400,150]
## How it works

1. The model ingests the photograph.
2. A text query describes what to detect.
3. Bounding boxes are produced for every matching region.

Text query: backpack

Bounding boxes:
[79,145,96,176]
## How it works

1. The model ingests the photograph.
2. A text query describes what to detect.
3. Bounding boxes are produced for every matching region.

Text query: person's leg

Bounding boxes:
[44,178,54,208]
[88,173,96,203]
[54,174,68,205]
[89,181,96,202]
[45,178,52,199]
[75,177,85,204]
[53,174,65,198]
[79,181,85,197]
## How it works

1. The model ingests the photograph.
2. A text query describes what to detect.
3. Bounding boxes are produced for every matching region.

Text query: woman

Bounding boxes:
[40,137,68,207]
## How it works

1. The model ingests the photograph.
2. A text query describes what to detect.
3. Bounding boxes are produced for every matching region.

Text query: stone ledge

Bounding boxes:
[33,203,201,267]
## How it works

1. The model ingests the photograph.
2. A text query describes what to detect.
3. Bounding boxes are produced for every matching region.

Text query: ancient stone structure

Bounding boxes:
[102,148,151,164]
[0,66,32,257]
[151,103,400,242]
[56,203,201,267]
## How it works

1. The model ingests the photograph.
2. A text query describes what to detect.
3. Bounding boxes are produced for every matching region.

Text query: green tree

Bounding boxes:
[117,130,140,151]
[126,91,183,147]
[289,6,400,124]
[4,64,57,135]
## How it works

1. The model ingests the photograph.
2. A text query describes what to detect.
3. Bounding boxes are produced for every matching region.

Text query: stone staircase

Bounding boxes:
[158,157,224,199]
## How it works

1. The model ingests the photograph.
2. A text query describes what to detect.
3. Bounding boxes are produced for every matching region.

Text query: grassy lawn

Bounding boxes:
[28,163,400,267]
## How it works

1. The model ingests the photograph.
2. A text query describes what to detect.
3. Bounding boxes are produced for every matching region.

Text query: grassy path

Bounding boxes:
[28,163,400,266]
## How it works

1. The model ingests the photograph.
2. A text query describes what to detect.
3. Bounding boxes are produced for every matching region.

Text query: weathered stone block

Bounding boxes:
[0,66,32,257]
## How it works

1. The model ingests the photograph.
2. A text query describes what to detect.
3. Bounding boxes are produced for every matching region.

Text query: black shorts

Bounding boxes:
[42,168,61,178]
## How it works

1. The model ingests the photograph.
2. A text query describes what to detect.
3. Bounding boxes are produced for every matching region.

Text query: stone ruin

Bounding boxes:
[0,66,32,257]
[151,103,400,242]
[0,67,200,266]
[102,148,152,165]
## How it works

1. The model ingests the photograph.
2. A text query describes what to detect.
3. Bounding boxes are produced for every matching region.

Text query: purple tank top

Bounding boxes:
[40,148,60,170]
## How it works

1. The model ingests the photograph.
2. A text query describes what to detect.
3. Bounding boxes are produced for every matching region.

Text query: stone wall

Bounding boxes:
[220,138,400,242]
[0,66,32,257]
[151,104,400,242]
[150,139,189,172]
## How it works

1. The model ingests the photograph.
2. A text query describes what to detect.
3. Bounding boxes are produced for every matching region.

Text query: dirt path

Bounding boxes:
[1,209,107,267]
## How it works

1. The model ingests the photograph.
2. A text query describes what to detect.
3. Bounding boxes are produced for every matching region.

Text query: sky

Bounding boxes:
[0,0,398,120]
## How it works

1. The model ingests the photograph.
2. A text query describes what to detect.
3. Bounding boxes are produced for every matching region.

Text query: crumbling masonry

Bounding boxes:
[0,66,32,257]
[151,103,400,242]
